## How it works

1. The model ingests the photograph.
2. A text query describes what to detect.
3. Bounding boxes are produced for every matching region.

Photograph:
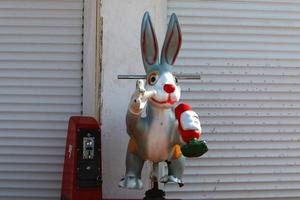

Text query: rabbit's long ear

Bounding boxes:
[161,13,182,65]
[141,12,159,71]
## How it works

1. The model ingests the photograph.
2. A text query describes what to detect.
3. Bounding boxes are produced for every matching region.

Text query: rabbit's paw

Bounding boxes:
[160,175,184,187]
[118,176,143,189]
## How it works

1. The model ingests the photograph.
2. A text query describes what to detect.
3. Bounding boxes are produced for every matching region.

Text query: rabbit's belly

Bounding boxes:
[145,128,170,162]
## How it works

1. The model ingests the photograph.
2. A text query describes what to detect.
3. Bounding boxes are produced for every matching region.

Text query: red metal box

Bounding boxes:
[61,116,102,200]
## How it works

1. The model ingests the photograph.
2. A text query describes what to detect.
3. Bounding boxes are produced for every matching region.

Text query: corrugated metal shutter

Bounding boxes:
[166,0,300,199]
[0,0,83,199]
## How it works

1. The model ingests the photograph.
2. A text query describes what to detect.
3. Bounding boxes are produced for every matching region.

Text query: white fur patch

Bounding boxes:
[146,110,171,162]
[146,124,169,162]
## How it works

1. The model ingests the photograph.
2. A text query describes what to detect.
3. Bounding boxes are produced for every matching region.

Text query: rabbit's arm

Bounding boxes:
[126,80,156,137]
[175,103,201,143]
[128,80,156,114]
[126,110,146,138]
[175,103,208,158]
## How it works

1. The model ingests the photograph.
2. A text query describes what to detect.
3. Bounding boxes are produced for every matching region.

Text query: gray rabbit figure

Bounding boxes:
[119,12,208,190]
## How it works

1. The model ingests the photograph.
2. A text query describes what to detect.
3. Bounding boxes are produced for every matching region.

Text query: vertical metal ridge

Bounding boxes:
[0,0,84,199]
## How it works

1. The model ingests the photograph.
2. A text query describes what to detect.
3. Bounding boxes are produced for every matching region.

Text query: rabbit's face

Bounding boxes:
[141,12,182,108]
[146,68,180,108]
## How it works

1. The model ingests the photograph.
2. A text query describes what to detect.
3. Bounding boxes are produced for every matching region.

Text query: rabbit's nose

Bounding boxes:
[164,84,175,93]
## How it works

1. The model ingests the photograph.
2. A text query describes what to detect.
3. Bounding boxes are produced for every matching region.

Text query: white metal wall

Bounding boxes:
[0,0,83,199]
[166,0,300,199]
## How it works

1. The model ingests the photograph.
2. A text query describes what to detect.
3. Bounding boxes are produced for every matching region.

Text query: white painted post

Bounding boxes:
[83,0,97,117]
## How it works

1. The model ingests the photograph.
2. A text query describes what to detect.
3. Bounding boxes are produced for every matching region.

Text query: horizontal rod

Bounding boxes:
[118,74,201,80]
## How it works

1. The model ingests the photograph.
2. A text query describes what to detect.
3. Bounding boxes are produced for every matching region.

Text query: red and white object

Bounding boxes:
[175,103,201,143]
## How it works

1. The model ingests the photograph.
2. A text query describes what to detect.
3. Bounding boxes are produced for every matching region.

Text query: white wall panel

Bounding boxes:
[167,0,300,199]
[0,0,83,199]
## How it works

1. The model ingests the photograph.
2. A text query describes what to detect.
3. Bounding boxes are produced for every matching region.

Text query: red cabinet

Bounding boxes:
[61,116,102,200]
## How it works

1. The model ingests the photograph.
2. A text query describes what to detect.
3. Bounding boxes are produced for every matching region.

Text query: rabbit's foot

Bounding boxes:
[160,175,184,187]
[118,176,143,189]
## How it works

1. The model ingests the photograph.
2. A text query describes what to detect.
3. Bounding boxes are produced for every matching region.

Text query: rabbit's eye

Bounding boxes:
[172,73,178,84]
[148,72,159,85]
[175,77,178,84]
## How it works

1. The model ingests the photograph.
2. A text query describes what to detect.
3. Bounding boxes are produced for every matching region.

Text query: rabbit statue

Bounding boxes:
[119,12,208,190]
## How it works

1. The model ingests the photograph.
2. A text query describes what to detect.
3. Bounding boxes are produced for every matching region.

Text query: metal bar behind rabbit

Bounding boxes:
[117,74,201,80]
